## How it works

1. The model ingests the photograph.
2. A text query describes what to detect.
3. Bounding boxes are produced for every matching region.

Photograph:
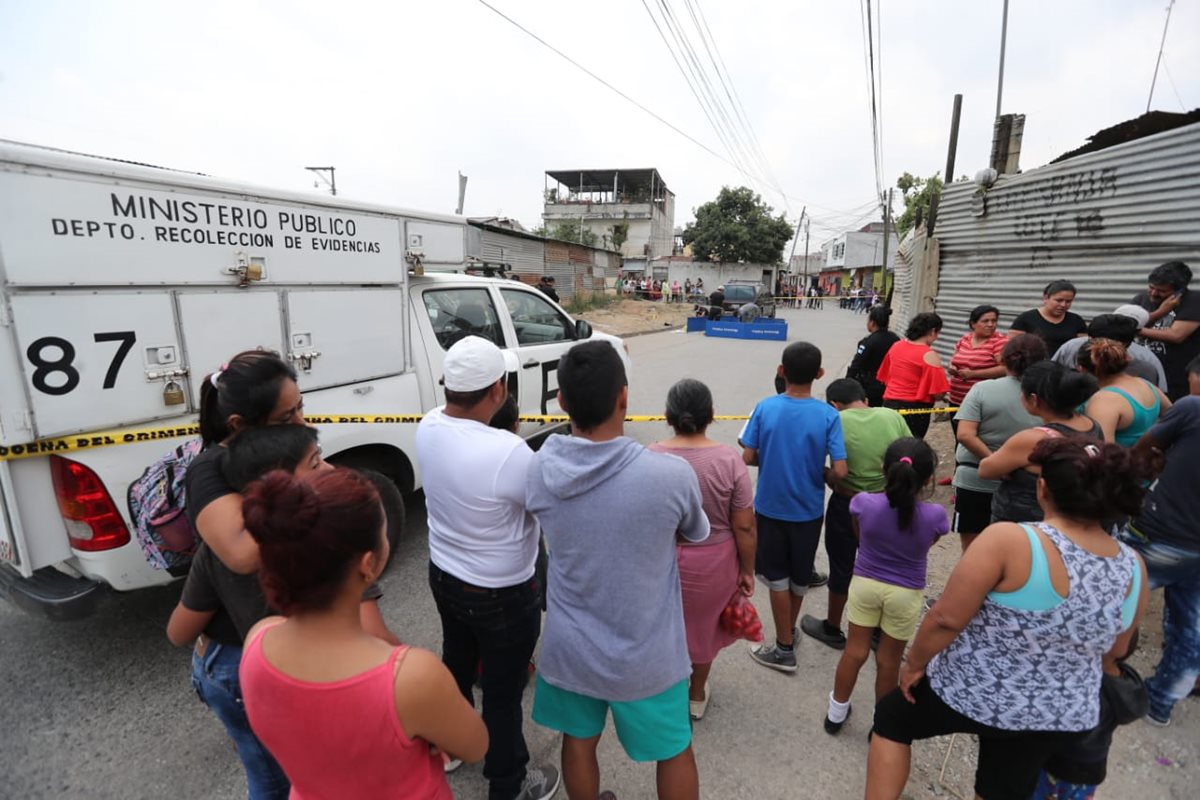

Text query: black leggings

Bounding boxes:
[883,400,932,438]
[873,680,1083,800]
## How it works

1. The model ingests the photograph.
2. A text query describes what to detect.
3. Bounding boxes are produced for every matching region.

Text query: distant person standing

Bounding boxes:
[847,306,900,407]
[947,305,1009,428]
[416,336,560,800]
[876,312,951,439]
[536,276,560,303]
[1010,280,1087,358]
[1134,261,1200,401]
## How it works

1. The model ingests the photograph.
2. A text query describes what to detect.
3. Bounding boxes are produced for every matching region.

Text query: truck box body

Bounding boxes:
[0,142,623,616]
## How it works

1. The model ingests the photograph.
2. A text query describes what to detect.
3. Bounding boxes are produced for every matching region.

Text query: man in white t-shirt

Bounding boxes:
[415,336,560,800]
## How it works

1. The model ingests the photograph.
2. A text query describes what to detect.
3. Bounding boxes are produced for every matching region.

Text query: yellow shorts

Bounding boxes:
[846,575,923,641]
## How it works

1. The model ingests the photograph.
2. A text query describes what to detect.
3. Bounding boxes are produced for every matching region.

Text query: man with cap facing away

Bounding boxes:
[416,336,561,800]
[1052,304,1169,392]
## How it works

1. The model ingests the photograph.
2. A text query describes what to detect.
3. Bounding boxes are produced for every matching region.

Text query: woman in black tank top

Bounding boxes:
[978,362,1101,523]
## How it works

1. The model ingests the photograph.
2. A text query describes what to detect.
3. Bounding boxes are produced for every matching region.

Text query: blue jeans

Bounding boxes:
[1118,530,1200,721]
[429,562,542,800]
[191,643,290,800]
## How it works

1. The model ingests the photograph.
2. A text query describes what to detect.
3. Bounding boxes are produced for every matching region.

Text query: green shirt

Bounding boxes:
[839,407,912,493]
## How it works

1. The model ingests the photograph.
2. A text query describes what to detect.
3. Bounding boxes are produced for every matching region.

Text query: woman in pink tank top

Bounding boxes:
[238,468,488,799]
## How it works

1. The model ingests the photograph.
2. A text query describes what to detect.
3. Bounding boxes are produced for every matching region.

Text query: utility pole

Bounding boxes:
[306,166,337,196]
[1147,0,1176,113]
[880,187,893,299]
[995,0,1010,119]
[802,216,811,290]
[784,206,806,292]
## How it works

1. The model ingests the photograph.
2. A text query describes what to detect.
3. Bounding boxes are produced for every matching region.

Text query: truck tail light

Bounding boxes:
[50,456,130,552]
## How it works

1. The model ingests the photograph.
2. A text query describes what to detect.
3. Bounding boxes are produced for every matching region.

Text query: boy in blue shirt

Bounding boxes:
[742,341,848,672]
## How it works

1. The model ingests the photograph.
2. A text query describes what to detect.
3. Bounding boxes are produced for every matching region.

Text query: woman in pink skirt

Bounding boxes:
[650,379,757,721]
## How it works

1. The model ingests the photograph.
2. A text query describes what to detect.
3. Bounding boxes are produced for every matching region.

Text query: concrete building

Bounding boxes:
[818,221,897,294]
[542,168,675,259]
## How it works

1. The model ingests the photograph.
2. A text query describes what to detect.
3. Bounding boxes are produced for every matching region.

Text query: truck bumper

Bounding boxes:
[0,563,106,621]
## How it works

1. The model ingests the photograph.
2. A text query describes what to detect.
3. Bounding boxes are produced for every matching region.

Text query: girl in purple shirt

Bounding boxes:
[824,438,949,734]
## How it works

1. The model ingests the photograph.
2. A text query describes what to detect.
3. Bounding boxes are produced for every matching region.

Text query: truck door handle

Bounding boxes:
[522,359,538,368]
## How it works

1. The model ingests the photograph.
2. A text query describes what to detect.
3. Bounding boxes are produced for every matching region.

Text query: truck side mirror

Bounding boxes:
[574,320,593,340]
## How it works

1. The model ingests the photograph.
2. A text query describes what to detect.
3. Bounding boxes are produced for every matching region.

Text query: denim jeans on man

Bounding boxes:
[429,562,542,800]
[1118,531,1200,721]
[191,643,290,800]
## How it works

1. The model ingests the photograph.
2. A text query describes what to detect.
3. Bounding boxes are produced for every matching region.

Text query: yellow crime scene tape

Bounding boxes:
[0,407,959,463]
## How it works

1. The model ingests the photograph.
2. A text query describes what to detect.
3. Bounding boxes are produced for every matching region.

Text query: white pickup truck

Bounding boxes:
[0,140,627,619]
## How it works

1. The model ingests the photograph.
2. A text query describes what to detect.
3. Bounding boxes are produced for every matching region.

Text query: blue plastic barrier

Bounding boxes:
[687,316,788,341]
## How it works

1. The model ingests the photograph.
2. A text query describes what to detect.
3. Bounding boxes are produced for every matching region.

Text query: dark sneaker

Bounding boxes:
[598,793,618,800]
[801,614,847,650]
[824,704,851,735]
[808,570,829,588]
[515,765,561,800]
[749,642,797,673]
[1146,710,1171,728]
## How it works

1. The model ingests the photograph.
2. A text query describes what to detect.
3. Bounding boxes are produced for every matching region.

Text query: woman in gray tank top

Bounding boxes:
[866,437,1149,800]
[979,361,1102,524]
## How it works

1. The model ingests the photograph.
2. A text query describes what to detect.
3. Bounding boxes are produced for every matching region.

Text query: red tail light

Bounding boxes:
[49,456,130,551]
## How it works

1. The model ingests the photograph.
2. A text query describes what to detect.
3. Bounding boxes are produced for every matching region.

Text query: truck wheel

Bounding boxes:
[352,468,405,573]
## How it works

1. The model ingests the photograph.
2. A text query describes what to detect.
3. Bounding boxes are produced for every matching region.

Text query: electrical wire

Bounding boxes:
[644,0,764,182]
[474,1,876,225]
[684,0,787,203]
[865,0,884,202]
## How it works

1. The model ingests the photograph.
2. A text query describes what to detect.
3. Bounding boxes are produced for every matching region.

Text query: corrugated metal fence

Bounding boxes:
[480,228,544,279]
[926,121,1200,359]
[471,223,617,301]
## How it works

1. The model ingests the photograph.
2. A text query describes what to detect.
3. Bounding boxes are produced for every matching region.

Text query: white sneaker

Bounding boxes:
[515,765,561,800]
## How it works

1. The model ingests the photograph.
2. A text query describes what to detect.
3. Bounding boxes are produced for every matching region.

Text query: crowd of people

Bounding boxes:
[166,259,1197,800]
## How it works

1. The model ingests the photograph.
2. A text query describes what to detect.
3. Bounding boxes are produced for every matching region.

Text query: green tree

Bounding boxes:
[680,186,793,264]
[894,172,943,237]
[609,218,630,250]
[546,220,598,247]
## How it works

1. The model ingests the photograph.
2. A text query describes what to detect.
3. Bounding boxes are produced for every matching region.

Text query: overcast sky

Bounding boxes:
[3,0,1197,247]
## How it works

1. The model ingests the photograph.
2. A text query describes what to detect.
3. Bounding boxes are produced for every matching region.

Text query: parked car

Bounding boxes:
[721,282,776,318]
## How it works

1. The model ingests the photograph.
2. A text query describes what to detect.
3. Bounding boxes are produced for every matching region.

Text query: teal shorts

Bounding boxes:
[532,675,692,763]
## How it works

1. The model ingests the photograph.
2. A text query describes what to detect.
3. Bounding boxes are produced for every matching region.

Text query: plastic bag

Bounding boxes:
[719,592,764,642]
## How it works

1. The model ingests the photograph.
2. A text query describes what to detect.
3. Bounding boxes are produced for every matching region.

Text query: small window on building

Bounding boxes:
[422,288,505,351]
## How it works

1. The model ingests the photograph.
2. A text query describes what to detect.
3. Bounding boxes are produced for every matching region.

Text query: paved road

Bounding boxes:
[7,307,1191,799]
[0,305,865,799]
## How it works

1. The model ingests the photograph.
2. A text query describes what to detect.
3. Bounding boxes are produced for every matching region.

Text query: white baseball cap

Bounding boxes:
[1112,304,1151,328]
[442,336,506,391]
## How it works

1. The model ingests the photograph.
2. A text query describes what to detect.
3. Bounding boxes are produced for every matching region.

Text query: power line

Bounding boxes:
[865,0,884,202]
[1160,57,1188,112]
[656,0,772,189]
[643,0,764,182]
[474,0,871,221]
[684,0,787,203]
[473,1,738,175]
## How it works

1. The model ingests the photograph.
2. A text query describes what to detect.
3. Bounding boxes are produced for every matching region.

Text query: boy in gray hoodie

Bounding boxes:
[527,340,709,800]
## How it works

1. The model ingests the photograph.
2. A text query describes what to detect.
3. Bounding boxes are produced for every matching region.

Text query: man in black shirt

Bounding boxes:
[535,276,560,303]
[1134,261,1200,401]
[706,286,726,320]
